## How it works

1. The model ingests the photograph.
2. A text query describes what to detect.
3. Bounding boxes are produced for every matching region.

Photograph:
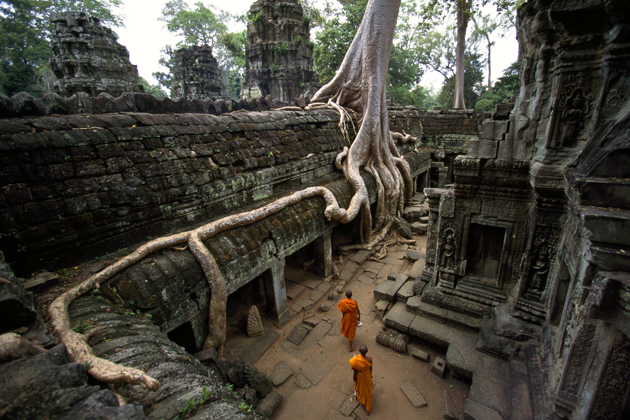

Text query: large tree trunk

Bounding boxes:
[454,0,471,109]
[311,0,412,243]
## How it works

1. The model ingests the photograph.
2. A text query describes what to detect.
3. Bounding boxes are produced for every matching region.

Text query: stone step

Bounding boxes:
[421,285,490,318]
[406,296,482,332]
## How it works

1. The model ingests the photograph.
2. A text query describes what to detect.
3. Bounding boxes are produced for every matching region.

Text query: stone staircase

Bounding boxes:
[382,295,536,419]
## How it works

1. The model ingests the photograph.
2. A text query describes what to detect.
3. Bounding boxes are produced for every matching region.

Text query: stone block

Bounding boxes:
[270,361,293,386]
[477,140,498,159]
[374,280,395,301]
[294,373,312,389]
[410,348,429,363]
[21,271,60,293]
[411,222,428,235]
[383,302,416,334]
[193,348,217,363]
[316,282,331,295]
[302,317,321,328]
[431,356,446,378]
[405,249,421,261]
[287,324,312,345]
[408,258,425,279]
[351,250,371,265]
[463,399,503,420]
[386,273,409,301]
[339,261,360,282]
[400,382,427,408]
[339,393,360,416]
[256,390,283,417]
[467,140,480,158]
[375,300,390,319]
[310,290,324,302]
[396,281,414,303]
[286,282,305,300]
[413,279,428,296]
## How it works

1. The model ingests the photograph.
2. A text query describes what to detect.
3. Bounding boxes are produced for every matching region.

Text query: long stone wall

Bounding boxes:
[0,106,464,276]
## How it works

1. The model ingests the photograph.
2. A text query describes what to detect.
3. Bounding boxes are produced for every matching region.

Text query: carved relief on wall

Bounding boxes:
[589,333,630,420]
[546,73,592,150]
[558,321,597,403]
[439,228,456,271]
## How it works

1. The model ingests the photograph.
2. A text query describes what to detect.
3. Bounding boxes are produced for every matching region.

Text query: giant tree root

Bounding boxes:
[48,186,346,390]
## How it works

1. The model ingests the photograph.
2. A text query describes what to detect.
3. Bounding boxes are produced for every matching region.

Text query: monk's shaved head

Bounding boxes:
[346,290,353,298]
[359,344,368,355]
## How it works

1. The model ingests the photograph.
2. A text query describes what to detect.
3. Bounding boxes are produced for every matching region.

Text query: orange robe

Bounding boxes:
[338,298,358,341]
[350,354,373,413]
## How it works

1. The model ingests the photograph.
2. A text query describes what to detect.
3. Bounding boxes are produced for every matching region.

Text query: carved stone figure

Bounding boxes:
[558,89,587,148]
[528,252,549,293]
[247,305,264,337]
[440,230,456,270]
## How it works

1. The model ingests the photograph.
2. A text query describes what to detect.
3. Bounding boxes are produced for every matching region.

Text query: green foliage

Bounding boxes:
[138,76,166,99]
[475,60,520,112]
[72,320,92,334]
[436,52,485,109]
[238,402,252,413]
[160,0,227,48]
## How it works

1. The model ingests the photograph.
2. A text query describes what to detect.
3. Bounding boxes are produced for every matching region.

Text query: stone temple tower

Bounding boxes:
[241,0,319,103]
[49,12,140,97]
[171,45,227,100]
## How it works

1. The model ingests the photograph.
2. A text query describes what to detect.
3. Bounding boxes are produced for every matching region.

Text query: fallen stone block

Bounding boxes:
[375,300,390,319]
[405,249,421,261]
[287,324,312,345]
[270,361,293,386]
[411,222,428,235]
[400,382,427,408]
[410,348,429,362]
[21,271,59,293]
[432,356,446,378]
[303,317,321,328]
[256,390,283,417]
[193,348,217,363]
[374,280,395,301]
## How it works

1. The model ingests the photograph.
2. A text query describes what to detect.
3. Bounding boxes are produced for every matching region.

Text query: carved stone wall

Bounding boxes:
[49,12,139,97]
[242,0,319,102]
[171,46,226,100]
[0,108,430,276]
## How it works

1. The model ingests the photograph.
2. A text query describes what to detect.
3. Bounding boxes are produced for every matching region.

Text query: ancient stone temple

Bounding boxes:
[382,0,630,418]
[241,0,319,102]
[49,12,140,97]
[171,45,227,100]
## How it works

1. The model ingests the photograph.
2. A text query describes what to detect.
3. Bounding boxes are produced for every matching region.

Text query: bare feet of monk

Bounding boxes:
[349,347,356,352]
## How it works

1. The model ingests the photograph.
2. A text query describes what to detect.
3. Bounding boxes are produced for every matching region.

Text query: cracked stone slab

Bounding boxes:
[300,348,333,385]
[310,290,324,302]
[383,302,416,334]
[294,372,312,389]
[317,282,332,294]
[287,324,313,345]
[351,250,372,265]
[299,319,333,350]
[463,399,504,420]
[286,282,305,300]
[467,356,510,415]
[444,389,459,419]
[340,261,360,282]
[270,361,293,386]
[374,280,395,301]
[339,393,360,416]
[400,382,427,408]
[303,317,321,328]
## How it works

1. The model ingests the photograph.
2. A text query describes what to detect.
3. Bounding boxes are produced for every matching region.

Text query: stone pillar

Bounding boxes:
[263,257,290,327]
[314,226,333,278]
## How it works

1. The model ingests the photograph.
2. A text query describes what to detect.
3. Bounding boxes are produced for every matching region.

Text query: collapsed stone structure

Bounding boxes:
[171,45,227,100]
[241,0,319,102]
[49,12,140,97]
[378,0,630,419]
[2,0,629,418]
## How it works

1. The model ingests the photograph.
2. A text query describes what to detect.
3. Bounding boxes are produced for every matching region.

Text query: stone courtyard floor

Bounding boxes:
[223,234,471,420]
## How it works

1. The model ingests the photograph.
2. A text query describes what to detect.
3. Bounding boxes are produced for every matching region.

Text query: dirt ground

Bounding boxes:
[224,235,470,420]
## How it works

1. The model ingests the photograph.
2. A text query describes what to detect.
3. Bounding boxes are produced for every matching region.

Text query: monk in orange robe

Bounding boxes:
[350,344,373,415]
[338,290,360,351]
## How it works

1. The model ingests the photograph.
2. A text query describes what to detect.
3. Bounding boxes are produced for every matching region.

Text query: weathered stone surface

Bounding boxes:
[394,217,413,239]
[300,349,333,385]
[49,13,139,98]
[243,0,318,103]
[286,282,306,300]
[383,302,416,334]
[228,358,249,388]
[410,348,429,363]
[374,280,395,301]
[431,356,446,378]
[463,399,503,420]
[171,46,226,100]
[270,361,293,386]
[245,362,273,397]
[386,273,409,301]
[294,372,312,389]
[408,258,425,279]
[339,393,360,416]
[400,382,427,408]
[0,280,38,334]
[351,250,372,265]
[405,249,421,261]
[396,281,414,302]
[375,300,390,319]
[287,324,312,345]
[411,222,428,235]
[241,329,280,364]
[443,389,459,420]
[21,270,59,293]
[194,347,218,363]
[256,390,283,417]
[56,389,146,420]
